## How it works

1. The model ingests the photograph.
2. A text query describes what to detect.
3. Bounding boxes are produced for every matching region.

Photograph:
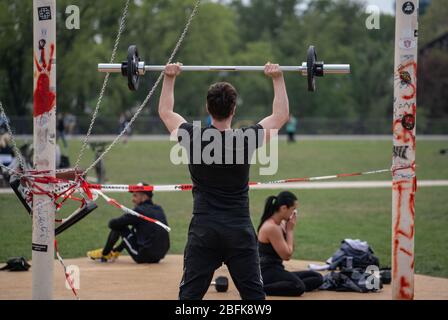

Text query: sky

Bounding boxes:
[215,0,397,16]
[363,0,395,15]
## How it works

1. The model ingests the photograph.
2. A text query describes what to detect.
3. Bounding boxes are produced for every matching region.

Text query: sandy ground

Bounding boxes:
[1,255,447,300]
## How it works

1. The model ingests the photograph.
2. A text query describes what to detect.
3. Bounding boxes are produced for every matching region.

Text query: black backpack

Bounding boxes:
[320,239,384,293]
[328,239,380,270]
[320,269,383,293]
[0,257,31,272]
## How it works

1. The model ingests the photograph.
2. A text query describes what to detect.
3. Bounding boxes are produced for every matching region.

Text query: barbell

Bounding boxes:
[97,45,351,92]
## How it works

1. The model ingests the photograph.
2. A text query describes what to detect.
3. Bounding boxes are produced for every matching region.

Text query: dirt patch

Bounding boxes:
[1,255,447,300]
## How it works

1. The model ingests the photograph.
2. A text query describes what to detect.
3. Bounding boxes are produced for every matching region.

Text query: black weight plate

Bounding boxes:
[215,276,229,292]
[55,202,98,235]
[127,45,140,91]
[307,46,317,92]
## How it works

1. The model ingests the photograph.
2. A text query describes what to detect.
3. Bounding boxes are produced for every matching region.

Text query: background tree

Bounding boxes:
[0,0,446,134]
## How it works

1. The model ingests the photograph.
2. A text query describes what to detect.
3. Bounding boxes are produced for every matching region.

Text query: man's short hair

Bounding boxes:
[206,82,238,121]
[134,182,153,199]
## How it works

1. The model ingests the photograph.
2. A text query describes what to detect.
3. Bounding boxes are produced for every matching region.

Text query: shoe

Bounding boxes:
[110,251,121,261]
[87,248,114,262]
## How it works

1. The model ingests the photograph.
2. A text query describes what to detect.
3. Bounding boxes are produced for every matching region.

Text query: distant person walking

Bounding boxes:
[57,113,67,149]
[286,115,297,143]
[119,113,132,144]
[65,113,77,136]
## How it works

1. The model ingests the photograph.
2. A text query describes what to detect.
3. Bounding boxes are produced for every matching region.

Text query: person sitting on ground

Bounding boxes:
[87,183,170,263]
[257,191,323,296]
[0,133,14,167]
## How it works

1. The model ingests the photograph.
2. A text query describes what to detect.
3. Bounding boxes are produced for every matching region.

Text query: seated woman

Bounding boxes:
[257,191,323,296]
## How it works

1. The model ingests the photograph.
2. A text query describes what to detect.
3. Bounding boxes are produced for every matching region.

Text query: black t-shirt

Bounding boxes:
[177,122,264,217]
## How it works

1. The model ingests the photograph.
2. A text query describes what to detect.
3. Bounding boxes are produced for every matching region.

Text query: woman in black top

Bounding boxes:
[257,191,323,296]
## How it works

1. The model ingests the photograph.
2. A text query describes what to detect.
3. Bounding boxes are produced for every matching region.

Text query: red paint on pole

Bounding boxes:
[393,238,400,278]
[393,181,415,239]
[398,61,417,100]
[393,104,417,147]
[33,44,56,117]
[399,247,413,256]
[399,276,413,299]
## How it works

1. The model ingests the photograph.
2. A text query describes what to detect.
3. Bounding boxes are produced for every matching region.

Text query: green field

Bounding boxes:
[0,139,447,277]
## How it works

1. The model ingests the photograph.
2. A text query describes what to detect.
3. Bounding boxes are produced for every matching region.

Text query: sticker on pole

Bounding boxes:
[399,38,417,50]
[402,2,415,15]
[402,114,416,130]
[37,6,52,21]
[32,243,48,252]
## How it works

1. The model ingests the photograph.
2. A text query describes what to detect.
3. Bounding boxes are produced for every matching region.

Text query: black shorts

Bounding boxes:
[179,214,265,300]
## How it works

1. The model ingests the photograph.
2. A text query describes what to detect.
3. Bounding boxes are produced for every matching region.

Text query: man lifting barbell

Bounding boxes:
[157,60,290,300]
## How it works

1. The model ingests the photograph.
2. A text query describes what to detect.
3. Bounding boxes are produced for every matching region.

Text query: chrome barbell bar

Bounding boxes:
[97,45,351,91]
[97,62,351,76]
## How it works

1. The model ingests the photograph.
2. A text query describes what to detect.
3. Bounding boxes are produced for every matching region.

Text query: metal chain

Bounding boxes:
[82,0,202,175]
[0,101,26,171]
[73,0,131,170]
[0,162,25,178]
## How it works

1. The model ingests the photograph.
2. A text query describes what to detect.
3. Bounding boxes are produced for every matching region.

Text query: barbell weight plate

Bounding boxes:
[307,46,317,92]
[214,276,229,292]
[127,45,140,91]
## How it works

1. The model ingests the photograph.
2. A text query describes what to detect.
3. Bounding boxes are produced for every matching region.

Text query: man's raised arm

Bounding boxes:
[158,63,187,134]
[258,63,290,142]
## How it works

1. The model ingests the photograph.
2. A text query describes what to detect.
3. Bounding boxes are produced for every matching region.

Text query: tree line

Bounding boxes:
[0,0,446,129]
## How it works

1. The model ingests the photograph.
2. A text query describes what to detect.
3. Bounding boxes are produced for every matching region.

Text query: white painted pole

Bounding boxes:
[32,0,57,300]
[392,0,419,300]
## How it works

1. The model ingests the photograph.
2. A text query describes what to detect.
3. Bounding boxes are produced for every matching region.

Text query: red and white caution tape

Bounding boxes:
[249,168,391,185]
[87,168,392,193]
[54,240,79,300]
[92,189,171,232]
[88,183,192,193]
[8,167,397,233]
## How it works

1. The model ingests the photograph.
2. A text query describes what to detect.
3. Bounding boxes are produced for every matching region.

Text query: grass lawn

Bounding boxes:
[0,139,447,277]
